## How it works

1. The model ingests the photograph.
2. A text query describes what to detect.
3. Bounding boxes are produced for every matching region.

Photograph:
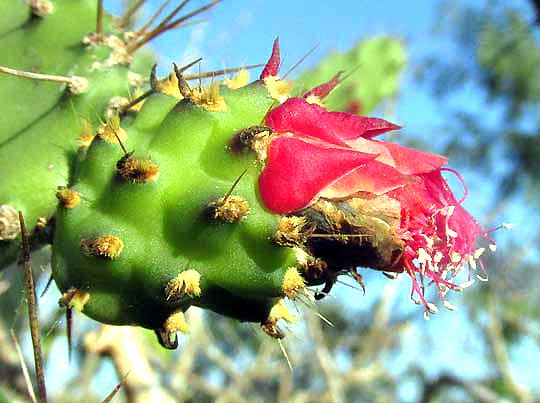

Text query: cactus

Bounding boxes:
[52,72,306,347]
[0,0,219,267]
[2,1,491,352]
[0,0,147,266]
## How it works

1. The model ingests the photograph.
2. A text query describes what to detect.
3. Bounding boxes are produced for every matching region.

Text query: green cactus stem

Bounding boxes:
[52,71,312,347]
[0,0,226,268]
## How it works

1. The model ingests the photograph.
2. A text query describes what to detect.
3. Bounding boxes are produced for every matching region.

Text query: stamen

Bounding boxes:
[441,167,469,203]
[456,279,475,290]
[426,302,439,314]
[443,300,457,311]
[468,255,477,270]
[474,248,485,259]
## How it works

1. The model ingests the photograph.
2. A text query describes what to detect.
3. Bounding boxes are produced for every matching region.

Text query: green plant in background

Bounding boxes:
[294,37,406,114]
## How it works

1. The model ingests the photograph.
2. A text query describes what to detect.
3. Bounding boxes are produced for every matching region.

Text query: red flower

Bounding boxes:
[258,97,488,311]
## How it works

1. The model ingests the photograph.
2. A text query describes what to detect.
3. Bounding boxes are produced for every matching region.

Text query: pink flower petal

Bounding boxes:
[303,72,343,100]
[343,136,395,166]
[341,137,447,175]
[259,136,378,214]
[260,38,281,79]
[388,171,451,215]
[372,140,448,175]
[320,160,419,199]
[265,98,349,146]
[326,112,401,139]
[265,98,400,147]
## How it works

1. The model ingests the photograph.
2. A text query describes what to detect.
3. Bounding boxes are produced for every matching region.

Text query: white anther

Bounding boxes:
[443,300,457,311]
[474,248,485,259]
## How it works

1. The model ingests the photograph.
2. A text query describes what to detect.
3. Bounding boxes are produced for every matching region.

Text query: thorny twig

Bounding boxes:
[0,66,84,89]
[84,325,176,403]
[96,0,104,37]
[0,324,35,400]
[418,371,503,403]
[10,329,37,403]
[308,313,344,403]
[486,296,533,403]
[19,212,48,403]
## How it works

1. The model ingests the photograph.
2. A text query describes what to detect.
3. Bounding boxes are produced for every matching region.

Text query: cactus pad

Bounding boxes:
[0,0,148,266]
[52,77,306,347]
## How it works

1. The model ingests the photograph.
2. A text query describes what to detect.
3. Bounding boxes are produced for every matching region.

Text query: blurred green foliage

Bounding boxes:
[294,37,406,114]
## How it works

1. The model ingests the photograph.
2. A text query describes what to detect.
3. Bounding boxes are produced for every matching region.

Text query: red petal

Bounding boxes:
[265,98,400,147]
[343,136,395,166]
[388,171,454,217]
[260,38,280,79]
[325,112,401,139]
[265,98,348,146]
[373,140,447,174]
[258,136,378,214]
[321,160,419,199]
[303,72,343,100]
